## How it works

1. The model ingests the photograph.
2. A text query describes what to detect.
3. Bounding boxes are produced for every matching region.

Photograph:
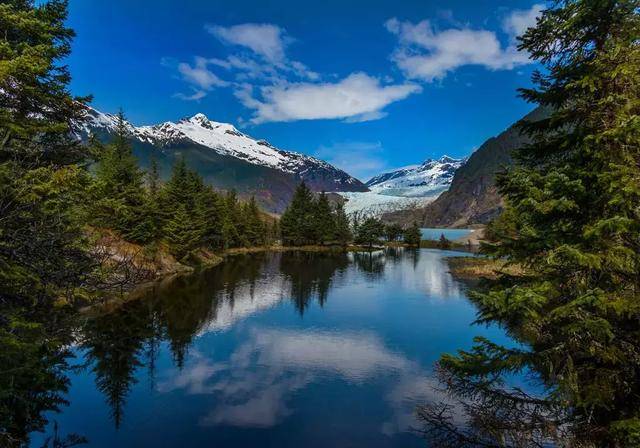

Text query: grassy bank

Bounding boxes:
[446,256,526,280]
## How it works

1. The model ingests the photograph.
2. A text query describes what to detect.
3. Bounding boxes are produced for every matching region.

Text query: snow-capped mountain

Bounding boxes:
[366,156,465,198]
[338,156,465,218]
[78,107,367,212]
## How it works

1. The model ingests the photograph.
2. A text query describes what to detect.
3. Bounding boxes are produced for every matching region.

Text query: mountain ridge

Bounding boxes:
[78,107,367,212]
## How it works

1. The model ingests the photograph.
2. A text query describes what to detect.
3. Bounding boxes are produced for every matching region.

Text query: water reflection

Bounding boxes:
[24,248,494,447]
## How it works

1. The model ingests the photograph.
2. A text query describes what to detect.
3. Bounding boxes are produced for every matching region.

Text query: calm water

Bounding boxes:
[30,249,513,447]
[420,228,474,241]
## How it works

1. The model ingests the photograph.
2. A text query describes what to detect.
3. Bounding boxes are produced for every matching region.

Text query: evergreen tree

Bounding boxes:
[92,111,147,241]
[333,202,352,246]
[222,190,246,248]
[280,182,315,246]
[434,1,640,445]
[163,204,200,259]
[243,196,266,246]
[312,192,335,245]
[0,0,92,307]
[403,222,422,247]
[384,223,403,242]
[354,217,385,249]
[0,1,92,444]
[196,186,225,250]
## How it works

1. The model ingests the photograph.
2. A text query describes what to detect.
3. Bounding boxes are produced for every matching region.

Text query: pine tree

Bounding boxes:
[403,222,422,247]
[91,111,147,241]
[243,196,266,246]
[312,192,335,245]
[333,202,352,246]
[196,186,225,250]
[384,223,403,242]
[0,1,93,443]
[163,204,200,259]
[355,217,385,249]
[280,182,315,246]
[436,2,640,444]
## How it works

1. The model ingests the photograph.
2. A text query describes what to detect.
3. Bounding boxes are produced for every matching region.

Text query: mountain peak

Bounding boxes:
[190,112,209,122]
[438,155,456,163]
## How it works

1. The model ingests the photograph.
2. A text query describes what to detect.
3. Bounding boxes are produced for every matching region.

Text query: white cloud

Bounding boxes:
[315,141,389,181]
[503,4,545,40]
[206,23,289,63]
[385,5,542,82]
[174,89,208,101]
[237,72,421,124]
[177,56,229,90]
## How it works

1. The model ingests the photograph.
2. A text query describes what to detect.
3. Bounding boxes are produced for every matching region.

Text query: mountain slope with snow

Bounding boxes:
[78,107,367,212]
[338,156,465,217]
[366,156,465,197]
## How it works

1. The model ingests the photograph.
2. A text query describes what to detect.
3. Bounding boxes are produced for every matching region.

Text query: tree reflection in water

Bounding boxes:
[0,307,83,447]
[80,250,351,429]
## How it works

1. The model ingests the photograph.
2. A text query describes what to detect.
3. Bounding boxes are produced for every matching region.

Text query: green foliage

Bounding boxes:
[312,192,336,244]
[333,202,352,246]
[437,1,640,444]
[384,223,403,242]
[403,222,422,247]
[280,184,355,246]
[280,182,316,245]
[91,111,147,241]
[355,217,385,248]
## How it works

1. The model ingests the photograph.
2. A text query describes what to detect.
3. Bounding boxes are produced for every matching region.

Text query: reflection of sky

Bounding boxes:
[159,326,454,433]
[197,276,288,334]
[158,250,478,433]
[34,249,514,447]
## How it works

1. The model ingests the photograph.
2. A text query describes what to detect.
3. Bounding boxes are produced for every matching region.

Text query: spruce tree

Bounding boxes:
[280,182,315,246]
[0,1,92,444]
[384,223,403,242]
[403,222,422,247]
[243,196,266,246]
[92,111,147,241]
[196,186,225,250]
[354,217,385,249]
[333,202,352,246]
[436,1,640,444]
[163,204,199,259]
[312,192,335,245]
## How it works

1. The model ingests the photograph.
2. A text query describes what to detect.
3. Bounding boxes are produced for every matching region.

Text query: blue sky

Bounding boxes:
[66,0,543,181]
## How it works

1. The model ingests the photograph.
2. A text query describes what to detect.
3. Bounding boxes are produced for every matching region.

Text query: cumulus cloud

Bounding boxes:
[175,23,322,102]
[503,3,545,40]
[237,72,421,124]
[177,56,229,90]
[206,23,289,63]
[385,4,542,82]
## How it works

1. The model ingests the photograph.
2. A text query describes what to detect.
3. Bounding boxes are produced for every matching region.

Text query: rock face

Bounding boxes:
[77,107,367,213]
[383,107,547,227]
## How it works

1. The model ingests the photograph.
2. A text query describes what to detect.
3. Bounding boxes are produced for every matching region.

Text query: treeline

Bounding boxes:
[89,113,274,259]
[280,183,422,248]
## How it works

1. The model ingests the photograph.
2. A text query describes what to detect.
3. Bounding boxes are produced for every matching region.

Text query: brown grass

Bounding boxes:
[446,256,526,280]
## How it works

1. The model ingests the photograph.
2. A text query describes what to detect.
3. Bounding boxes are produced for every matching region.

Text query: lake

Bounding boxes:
[30,249,513,447]
[420,228,474,241]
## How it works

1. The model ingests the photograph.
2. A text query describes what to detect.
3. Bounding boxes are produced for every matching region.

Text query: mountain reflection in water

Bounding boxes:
[28,249,511,448]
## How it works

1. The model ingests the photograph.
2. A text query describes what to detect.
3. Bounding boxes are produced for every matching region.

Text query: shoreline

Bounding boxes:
[82,243,406,314]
